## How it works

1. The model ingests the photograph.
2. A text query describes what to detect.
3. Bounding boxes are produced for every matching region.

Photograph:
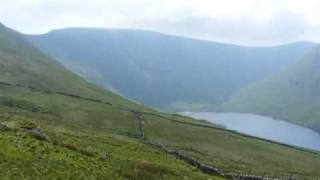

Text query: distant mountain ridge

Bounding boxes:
[26,28,316,111]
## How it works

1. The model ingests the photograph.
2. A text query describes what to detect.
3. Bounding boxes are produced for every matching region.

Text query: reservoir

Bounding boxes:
[181,112,320,151]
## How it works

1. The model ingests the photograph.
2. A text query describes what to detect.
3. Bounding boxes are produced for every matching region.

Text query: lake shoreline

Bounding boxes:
[180,111,320,151]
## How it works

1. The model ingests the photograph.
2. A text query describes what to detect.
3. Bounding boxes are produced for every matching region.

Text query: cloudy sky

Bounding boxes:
[1,0,320,46]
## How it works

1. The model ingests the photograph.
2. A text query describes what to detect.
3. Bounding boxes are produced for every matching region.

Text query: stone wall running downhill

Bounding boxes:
[0,81,306,179]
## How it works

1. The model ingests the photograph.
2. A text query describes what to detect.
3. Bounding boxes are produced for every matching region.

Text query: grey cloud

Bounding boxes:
[0,1,319,46]
[127,10,310,46]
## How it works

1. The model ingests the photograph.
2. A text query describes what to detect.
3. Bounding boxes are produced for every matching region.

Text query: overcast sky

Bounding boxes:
[1,0,320,46]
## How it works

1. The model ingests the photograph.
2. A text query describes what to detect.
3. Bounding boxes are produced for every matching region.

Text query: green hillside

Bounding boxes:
[0,114,215,180]
[0,24,143,110]
[223,46,320,132]
[0,22,213,179]
[26,29,315,111]
[1,23,320,179]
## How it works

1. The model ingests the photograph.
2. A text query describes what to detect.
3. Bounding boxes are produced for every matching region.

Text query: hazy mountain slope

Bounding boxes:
[0,23,142,110]
[27,28,315,111]
[223,46,320,132]
[1,23,320,179]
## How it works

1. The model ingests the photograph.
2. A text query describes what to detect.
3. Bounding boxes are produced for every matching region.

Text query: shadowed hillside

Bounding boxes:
[223,46,320,133]
[27,28,315,111]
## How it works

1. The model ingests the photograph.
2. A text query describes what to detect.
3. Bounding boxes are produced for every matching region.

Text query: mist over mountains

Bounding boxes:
[27,28,315,111]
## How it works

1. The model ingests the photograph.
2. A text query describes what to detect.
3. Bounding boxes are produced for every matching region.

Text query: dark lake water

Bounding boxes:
[180,112,320,151]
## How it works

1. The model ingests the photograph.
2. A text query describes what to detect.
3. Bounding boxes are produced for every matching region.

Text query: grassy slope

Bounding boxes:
[0,23,320,179]
[27,29,315,111]
[1,85,320,179]
[222,46,320,132]
[0,23,142,110]
[0,23,216,179]
[143,114,320,179]
[0,111,215,180]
